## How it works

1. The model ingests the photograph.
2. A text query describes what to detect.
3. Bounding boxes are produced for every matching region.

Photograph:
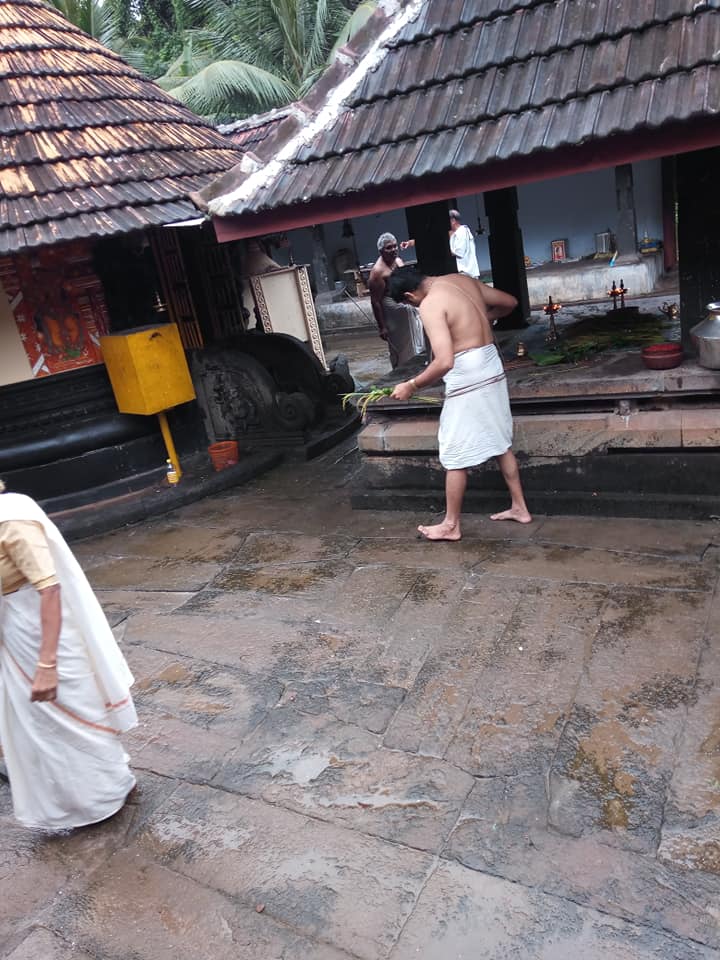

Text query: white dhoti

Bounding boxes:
[383,297,425,368]
[0,494,136,831]
[439,345,513,470]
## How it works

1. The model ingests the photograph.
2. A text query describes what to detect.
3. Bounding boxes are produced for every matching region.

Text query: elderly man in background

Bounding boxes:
[368,232,425,368]
[449,209,480,278]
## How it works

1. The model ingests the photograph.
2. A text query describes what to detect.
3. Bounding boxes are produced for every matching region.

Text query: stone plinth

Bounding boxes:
[525,253,663,306]
[354,352,720,518]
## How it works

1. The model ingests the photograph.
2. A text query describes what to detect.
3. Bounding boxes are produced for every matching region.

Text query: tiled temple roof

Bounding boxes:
[200,0,720,233]
[218,108,291,151]
[0,0,244,253]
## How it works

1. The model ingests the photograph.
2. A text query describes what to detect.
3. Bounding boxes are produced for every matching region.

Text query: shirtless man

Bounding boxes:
[388,265,531,540]
[368,233,424,368]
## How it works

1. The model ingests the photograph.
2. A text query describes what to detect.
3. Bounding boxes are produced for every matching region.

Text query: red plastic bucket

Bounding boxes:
[208,440,239,471]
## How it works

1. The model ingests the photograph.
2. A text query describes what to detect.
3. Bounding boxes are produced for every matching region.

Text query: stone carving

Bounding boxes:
[191,334,355,449]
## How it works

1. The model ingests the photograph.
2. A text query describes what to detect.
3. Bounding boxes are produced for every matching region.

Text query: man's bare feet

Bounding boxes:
[417,520,462,541]
[490,507,532,524]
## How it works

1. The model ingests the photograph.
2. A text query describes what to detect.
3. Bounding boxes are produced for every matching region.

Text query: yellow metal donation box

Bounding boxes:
[100,323,195,416]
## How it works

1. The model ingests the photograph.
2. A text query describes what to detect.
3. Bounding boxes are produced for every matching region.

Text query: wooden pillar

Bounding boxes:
[483,187,529,329]
[677,146,720,347]
[661,157,678,272]
[615,163,638,257]
[404,200,457,276]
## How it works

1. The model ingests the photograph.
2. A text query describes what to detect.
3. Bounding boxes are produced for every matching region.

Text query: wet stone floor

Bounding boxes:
[3,441,720,959]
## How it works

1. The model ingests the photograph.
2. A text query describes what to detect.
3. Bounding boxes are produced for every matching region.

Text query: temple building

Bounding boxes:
[198,0,720,517]
[0,0,353,528]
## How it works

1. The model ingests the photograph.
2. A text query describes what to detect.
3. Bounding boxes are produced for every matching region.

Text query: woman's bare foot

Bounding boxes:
[490,507,532,524]
[417,520,462,541]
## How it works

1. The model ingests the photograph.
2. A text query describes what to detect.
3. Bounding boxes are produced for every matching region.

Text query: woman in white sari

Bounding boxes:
[0,483,136,830]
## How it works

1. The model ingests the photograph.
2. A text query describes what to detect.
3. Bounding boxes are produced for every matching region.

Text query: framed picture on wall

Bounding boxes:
[551,239,568,262]
[249,265,328,369]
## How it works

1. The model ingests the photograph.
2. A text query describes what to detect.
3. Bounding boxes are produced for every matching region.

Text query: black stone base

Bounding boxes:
[352,450,720,519]
[49,449,283,541]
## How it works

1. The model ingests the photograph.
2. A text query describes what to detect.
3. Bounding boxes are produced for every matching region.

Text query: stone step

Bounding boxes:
[352,486,720,520]
[359,408,720,458]
[355,407,720,518]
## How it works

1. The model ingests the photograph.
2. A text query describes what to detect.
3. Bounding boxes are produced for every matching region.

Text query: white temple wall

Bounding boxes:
[276,160,665,289]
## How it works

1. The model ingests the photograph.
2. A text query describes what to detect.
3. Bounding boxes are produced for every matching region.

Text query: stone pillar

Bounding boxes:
[404,200,457,276]
[677,146,720,347]
[615,163,638,257]
[483,187,530,329]
[311,224,331,292]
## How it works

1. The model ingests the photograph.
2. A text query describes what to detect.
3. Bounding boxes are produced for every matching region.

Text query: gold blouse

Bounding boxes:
[0,519,59,596]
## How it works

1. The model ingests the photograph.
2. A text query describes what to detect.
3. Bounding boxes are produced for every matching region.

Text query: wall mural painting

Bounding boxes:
[0,242,110,377]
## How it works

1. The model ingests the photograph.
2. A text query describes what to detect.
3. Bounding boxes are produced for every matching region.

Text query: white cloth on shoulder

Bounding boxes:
[0,493,136,830]
[383,297,425,368]
[439,345,513,469]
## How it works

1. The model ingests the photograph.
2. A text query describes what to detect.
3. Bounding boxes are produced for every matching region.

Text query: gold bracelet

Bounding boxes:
[37,661,57,669]
[409,377,418,392]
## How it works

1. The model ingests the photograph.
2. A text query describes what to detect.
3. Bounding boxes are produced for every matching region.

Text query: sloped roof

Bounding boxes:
[218,107,292,150]
[202,0,720,237]
[0,0,244,254]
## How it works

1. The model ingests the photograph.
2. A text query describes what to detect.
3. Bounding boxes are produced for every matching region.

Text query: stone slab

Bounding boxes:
[127,713,236,782]
[348,536,491,570]
[0,770,176,954]
[536,516,717,558]
[384,575,530,758]
[658,592,720,875]
[210,559,355,598]
[390,860,720,959]
[549,587,710,852]
[214,707,473,853]
[96,589,197,627]
[6,929,95,960]
[130,782,433,960]
[444,579,606,776]
[231,531,359,566]
[475,540,715,591]
[126,644,282,738]
[87,556,223,592]
[72,522,247,564]
[281,676,406,734]
[682,410,720,447]
[43,850,354,960]
[445,777,720,949]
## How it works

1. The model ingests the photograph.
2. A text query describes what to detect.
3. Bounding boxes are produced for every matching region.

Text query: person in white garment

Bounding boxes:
[0,482,136,830]
[448,210,480,278]
[388,266,531,541]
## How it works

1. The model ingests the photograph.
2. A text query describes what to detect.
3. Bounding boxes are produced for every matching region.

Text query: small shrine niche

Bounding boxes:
[0,241,110,378]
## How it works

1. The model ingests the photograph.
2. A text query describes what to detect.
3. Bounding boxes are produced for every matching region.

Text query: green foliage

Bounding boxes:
[529,315,669,366]
[156,0,378,120]
[49,0,377,119]
[49,0,195,77]
[49,0,114,41]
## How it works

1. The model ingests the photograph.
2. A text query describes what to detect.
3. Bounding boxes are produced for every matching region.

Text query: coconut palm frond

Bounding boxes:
[49,0,113,40]
[154,32,217,85]
[154,0,378,119]
[308,0,338,70]
[167,58,295,115]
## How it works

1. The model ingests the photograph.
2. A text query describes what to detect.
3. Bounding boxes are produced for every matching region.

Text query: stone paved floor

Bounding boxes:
[3,441,720,959]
